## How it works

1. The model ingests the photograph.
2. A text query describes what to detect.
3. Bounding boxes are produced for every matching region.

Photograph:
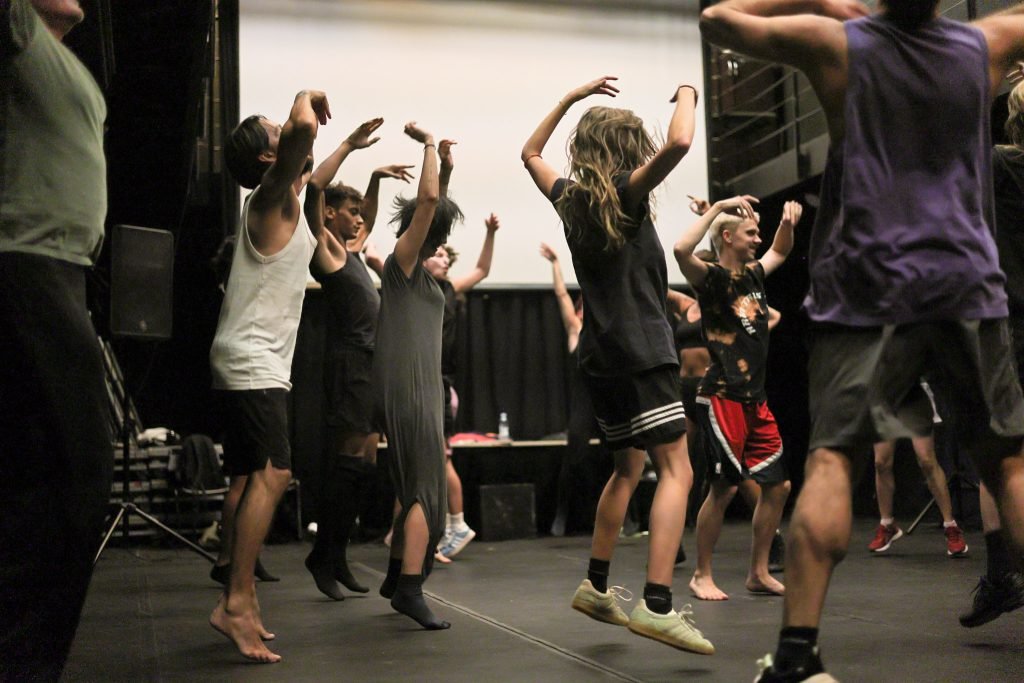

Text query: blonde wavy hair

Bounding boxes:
[557,106,657,251]
[1007,81,1024,149]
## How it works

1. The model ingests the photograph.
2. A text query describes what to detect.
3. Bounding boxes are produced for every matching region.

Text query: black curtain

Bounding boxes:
[453,289,572,440]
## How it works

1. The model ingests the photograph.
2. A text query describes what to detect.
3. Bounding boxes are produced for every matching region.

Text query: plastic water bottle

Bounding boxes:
[498,412,510,440]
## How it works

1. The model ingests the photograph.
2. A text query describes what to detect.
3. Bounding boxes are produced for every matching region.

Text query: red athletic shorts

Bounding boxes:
[695,395,786,484]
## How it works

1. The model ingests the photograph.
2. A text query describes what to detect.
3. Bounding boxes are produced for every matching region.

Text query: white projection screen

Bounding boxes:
[240,0,707,286]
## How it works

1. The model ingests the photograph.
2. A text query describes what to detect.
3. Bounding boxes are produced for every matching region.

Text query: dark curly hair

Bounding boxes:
[324,182,364,208]
[224,115,270,189]
[390,195,464,254]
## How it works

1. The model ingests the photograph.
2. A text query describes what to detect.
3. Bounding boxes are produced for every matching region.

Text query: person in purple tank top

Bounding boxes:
[701,1,1024,680]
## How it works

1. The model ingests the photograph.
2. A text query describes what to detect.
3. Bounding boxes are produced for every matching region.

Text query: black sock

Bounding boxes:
[588,558,610,593]
[643,582,673,615]
[985,531,1012,581]
[380,558,403,599]
[774,627,819,673]
[391,574,451,630]
[332,458,370,593]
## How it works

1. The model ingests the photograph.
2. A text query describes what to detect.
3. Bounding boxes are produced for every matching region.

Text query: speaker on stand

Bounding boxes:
[94,225,215,564]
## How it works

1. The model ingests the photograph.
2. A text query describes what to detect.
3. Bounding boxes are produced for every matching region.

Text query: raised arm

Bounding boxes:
[623,85,698,203]
[700,0,863,138]
[438,139,456,197]
[349,163,414,253]
[256,90,329,207]
[673,195,759,287]
[758,200,802,276]
[767,305,782,331]
[540,242,582,347]
[249,90,330,254]
[393,122,440,277]
[975,4,1024,95]
[521,76,620,198]
[452,213,499,293]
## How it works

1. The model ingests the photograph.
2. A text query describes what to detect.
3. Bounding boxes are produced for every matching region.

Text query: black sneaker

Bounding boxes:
[769,530,785,573]
[754,649,836,682]
[959,572,1024,628]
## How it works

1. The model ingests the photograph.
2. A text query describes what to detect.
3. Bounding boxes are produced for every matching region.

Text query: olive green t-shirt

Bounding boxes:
[1,0,107,265]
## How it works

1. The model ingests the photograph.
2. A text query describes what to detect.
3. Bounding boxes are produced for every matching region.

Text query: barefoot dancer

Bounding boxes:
[210,89,330,662]
[523,76,713,654]
[674,198,801,600]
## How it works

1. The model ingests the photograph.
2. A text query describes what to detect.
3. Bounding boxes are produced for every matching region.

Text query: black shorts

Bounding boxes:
[218,388,291,476]
[808,319,1024,461]
[585,364,686,451]
[325,345,376,433]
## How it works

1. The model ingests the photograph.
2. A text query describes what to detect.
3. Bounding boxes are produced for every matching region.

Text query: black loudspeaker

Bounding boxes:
[478,484,536,541]
[110,225,174,339]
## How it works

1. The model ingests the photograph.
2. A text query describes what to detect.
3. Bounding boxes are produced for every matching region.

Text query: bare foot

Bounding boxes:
[689,574,729,601]
[746,574,785,596]
[210,596,282,663]
[252,596,275,641]
[434,550,452,565]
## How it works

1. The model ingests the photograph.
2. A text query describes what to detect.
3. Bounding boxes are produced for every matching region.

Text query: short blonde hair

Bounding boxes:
[709,212,744,255]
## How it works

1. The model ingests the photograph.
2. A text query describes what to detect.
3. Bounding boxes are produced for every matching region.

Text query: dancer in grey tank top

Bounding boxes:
[374,121,463,630]
[702,1,1024,680]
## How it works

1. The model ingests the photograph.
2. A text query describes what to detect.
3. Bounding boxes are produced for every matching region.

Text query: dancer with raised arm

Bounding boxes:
[701,1,1024,679]
[302,117,413,600]
[210,89,330,663]
[522,76,713,654]
[374,122,462,630]
[674,197,800,601]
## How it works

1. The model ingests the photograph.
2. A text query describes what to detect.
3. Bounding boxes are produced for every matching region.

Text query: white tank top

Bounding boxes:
[210,191,317,391]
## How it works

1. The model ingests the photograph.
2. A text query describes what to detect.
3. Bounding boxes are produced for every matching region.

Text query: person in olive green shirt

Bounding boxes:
[0,1,113,680]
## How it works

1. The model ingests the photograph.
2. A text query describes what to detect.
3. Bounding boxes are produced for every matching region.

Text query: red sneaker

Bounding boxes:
[945,523,969,557]
[868,523,903,552]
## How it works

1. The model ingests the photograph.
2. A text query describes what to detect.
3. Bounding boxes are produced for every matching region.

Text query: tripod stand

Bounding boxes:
[93,224,216,565]
[93,337,215,565]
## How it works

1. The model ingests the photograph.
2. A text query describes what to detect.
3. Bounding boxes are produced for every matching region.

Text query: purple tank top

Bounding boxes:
[804,15,1007,325]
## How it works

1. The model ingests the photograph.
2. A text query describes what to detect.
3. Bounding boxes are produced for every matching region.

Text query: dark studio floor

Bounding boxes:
[65,519,1024,682]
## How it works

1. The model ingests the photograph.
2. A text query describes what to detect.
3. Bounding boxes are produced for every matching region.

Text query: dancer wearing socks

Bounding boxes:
[674,197,799,601]
[959,76,1024,627]
[701,1,1024,679]
[523,76,713,654]
[302,117,414,600]
[374,122,461,630]
[868,395,968,557]
[209,89,330,663]
[426,142,497,558]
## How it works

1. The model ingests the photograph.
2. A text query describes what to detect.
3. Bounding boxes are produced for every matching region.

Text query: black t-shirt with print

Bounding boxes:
[549,173,677,377]
[696,262,769,402]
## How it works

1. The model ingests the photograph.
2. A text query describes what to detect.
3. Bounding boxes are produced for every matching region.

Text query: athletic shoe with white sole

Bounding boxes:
[571,579,631,626]
[439,526,476,558]
[627,600,715,654]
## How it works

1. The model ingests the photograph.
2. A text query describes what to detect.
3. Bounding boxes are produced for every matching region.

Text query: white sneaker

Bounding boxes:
[440,526,476,558]
[571,579,631,626]
[627,600,715,654]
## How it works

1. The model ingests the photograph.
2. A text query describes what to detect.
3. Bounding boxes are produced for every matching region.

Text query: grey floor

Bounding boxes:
[65,520,1024,682]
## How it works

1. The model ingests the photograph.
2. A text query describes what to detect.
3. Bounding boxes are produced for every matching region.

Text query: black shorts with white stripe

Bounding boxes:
[584,364,686,451]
